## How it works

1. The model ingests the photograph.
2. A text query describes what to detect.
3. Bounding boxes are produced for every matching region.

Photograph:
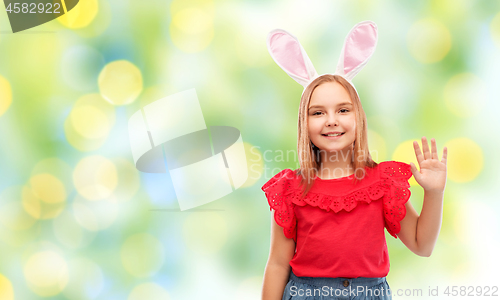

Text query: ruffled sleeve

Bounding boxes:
[379,161,413,239]
[261,169,297,242]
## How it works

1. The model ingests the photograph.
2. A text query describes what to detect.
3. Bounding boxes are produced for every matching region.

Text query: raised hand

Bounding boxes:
[410,137,447,193]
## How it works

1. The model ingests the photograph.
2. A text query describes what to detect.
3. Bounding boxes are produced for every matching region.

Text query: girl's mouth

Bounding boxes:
[322,132,345,139]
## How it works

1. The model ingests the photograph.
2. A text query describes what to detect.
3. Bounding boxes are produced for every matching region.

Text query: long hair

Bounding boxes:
[296,74,378,198]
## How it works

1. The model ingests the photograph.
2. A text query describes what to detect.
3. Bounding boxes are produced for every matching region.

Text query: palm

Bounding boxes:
[410,137,448,193]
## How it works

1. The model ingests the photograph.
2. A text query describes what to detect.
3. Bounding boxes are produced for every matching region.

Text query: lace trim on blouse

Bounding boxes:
[262,169,298,242]
[262,161,412,241]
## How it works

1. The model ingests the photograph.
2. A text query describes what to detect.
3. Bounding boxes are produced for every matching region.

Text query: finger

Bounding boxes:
[413,140,424,168]
[431,138,438,160]
[441,147,447,166]
[421,136,431,160]
[410,162,421,181]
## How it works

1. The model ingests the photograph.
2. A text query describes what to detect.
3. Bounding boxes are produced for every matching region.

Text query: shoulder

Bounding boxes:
[261,168,300,192]
[376,161,412,180]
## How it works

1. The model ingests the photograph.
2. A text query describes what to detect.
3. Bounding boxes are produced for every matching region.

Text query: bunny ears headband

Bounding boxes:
[267,20,378,98]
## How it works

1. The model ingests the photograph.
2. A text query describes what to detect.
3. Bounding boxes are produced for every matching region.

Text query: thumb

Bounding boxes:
[409,162,420,181]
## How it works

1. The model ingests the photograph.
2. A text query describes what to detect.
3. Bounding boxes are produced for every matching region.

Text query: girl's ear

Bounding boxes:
[267,29,319,88]
[335,21,378,81]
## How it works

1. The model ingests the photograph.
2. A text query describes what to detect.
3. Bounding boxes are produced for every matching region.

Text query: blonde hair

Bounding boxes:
[296,74,377,198]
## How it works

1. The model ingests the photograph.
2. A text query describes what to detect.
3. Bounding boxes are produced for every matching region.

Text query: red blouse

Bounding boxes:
[262,161,412,278]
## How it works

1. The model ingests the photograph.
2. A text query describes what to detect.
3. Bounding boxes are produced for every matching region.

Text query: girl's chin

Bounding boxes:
[317,147,351,153]
[314,144,352,153]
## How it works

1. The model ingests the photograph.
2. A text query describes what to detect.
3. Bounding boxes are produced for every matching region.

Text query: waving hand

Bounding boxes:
[410,137,448,193]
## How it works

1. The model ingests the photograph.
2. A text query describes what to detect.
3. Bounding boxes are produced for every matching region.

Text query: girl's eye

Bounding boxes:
[312,111,322,116]
[339,109,349,113]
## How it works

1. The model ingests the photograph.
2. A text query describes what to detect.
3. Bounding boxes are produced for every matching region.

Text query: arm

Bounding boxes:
[262,210,296,300]
[397,136,447,257]
[397,191,444,257]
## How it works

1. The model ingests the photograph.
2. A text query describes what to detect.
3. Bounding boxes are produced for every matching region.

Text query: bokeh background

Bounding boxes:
[0,0,499,299]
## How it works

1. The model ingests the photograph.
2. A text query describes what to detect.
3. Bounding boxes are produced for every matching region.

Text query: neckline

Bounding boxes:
[315,172,355,181]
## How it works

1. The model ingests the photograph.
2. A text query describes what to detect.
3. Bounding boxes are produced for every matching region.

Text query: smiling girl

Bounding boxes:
[261,21,448,300]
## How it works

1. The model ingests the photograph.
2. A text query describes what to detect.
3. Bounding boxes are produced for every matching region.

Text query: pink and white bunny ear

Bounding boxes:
[335,21,378,81]
[267,29,318,88]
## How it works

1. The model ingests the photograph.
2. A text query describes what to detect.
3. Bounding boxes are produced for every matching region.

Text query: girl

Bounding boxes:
[261,21,447,300]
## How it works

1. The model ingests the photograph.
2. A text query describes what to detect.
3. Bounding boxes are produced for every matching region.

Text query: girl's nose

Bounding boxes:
[326,115,338,127]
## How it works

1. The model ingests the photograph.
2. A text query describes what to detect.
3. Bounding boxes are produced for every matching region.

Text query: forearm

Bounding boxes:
[416,190,444,256]
[262,263,291,300]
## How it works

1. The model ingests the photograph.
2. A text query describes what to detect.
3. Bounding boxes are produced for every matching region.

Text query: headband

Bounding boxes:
[266,20,378,98]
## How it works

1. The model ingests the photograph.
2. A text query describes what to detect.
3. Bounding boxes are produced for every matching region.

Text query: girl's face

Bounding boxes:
[307,81,356,153]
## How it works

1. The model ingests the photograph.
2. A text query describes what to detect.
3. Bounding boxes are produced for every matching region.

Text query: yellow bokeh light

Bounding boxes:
[367,129,387,163]
[172,7,212,35]
[21,171,70,220]
[58,0,99,29]
[70,106,111,139]
[128,283,171,300]
[64,117,106,151]
[407,19,452,63]
[24,251,68,297]
[444,138,483,183]
[22,185,65,220]
[392,140,419,186]
[65,94,115,151]
[29,173,66,204]
[182,213,227,254]
[62,258,104,300]
[73,155,118,200]
[491,12,500,50]
[71,0,112,38]
[0,75,12,117]
[443,73,487,118]
[120,234,165,278]
[31,158,73,192]
[169,6,214,53]
[73,93,116,123]
[170,0,214,15]
[0,186,37,230]
[0,274,14,300]
[243,142,263,188]
[20,173,67,220]
[72,194,119,231]
[98,60,143,105]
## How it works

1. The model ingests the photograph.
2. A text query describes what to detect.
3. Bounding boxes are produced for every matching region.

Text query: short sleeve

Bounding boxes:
[380,161,413,239]
[261,169,297,242]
